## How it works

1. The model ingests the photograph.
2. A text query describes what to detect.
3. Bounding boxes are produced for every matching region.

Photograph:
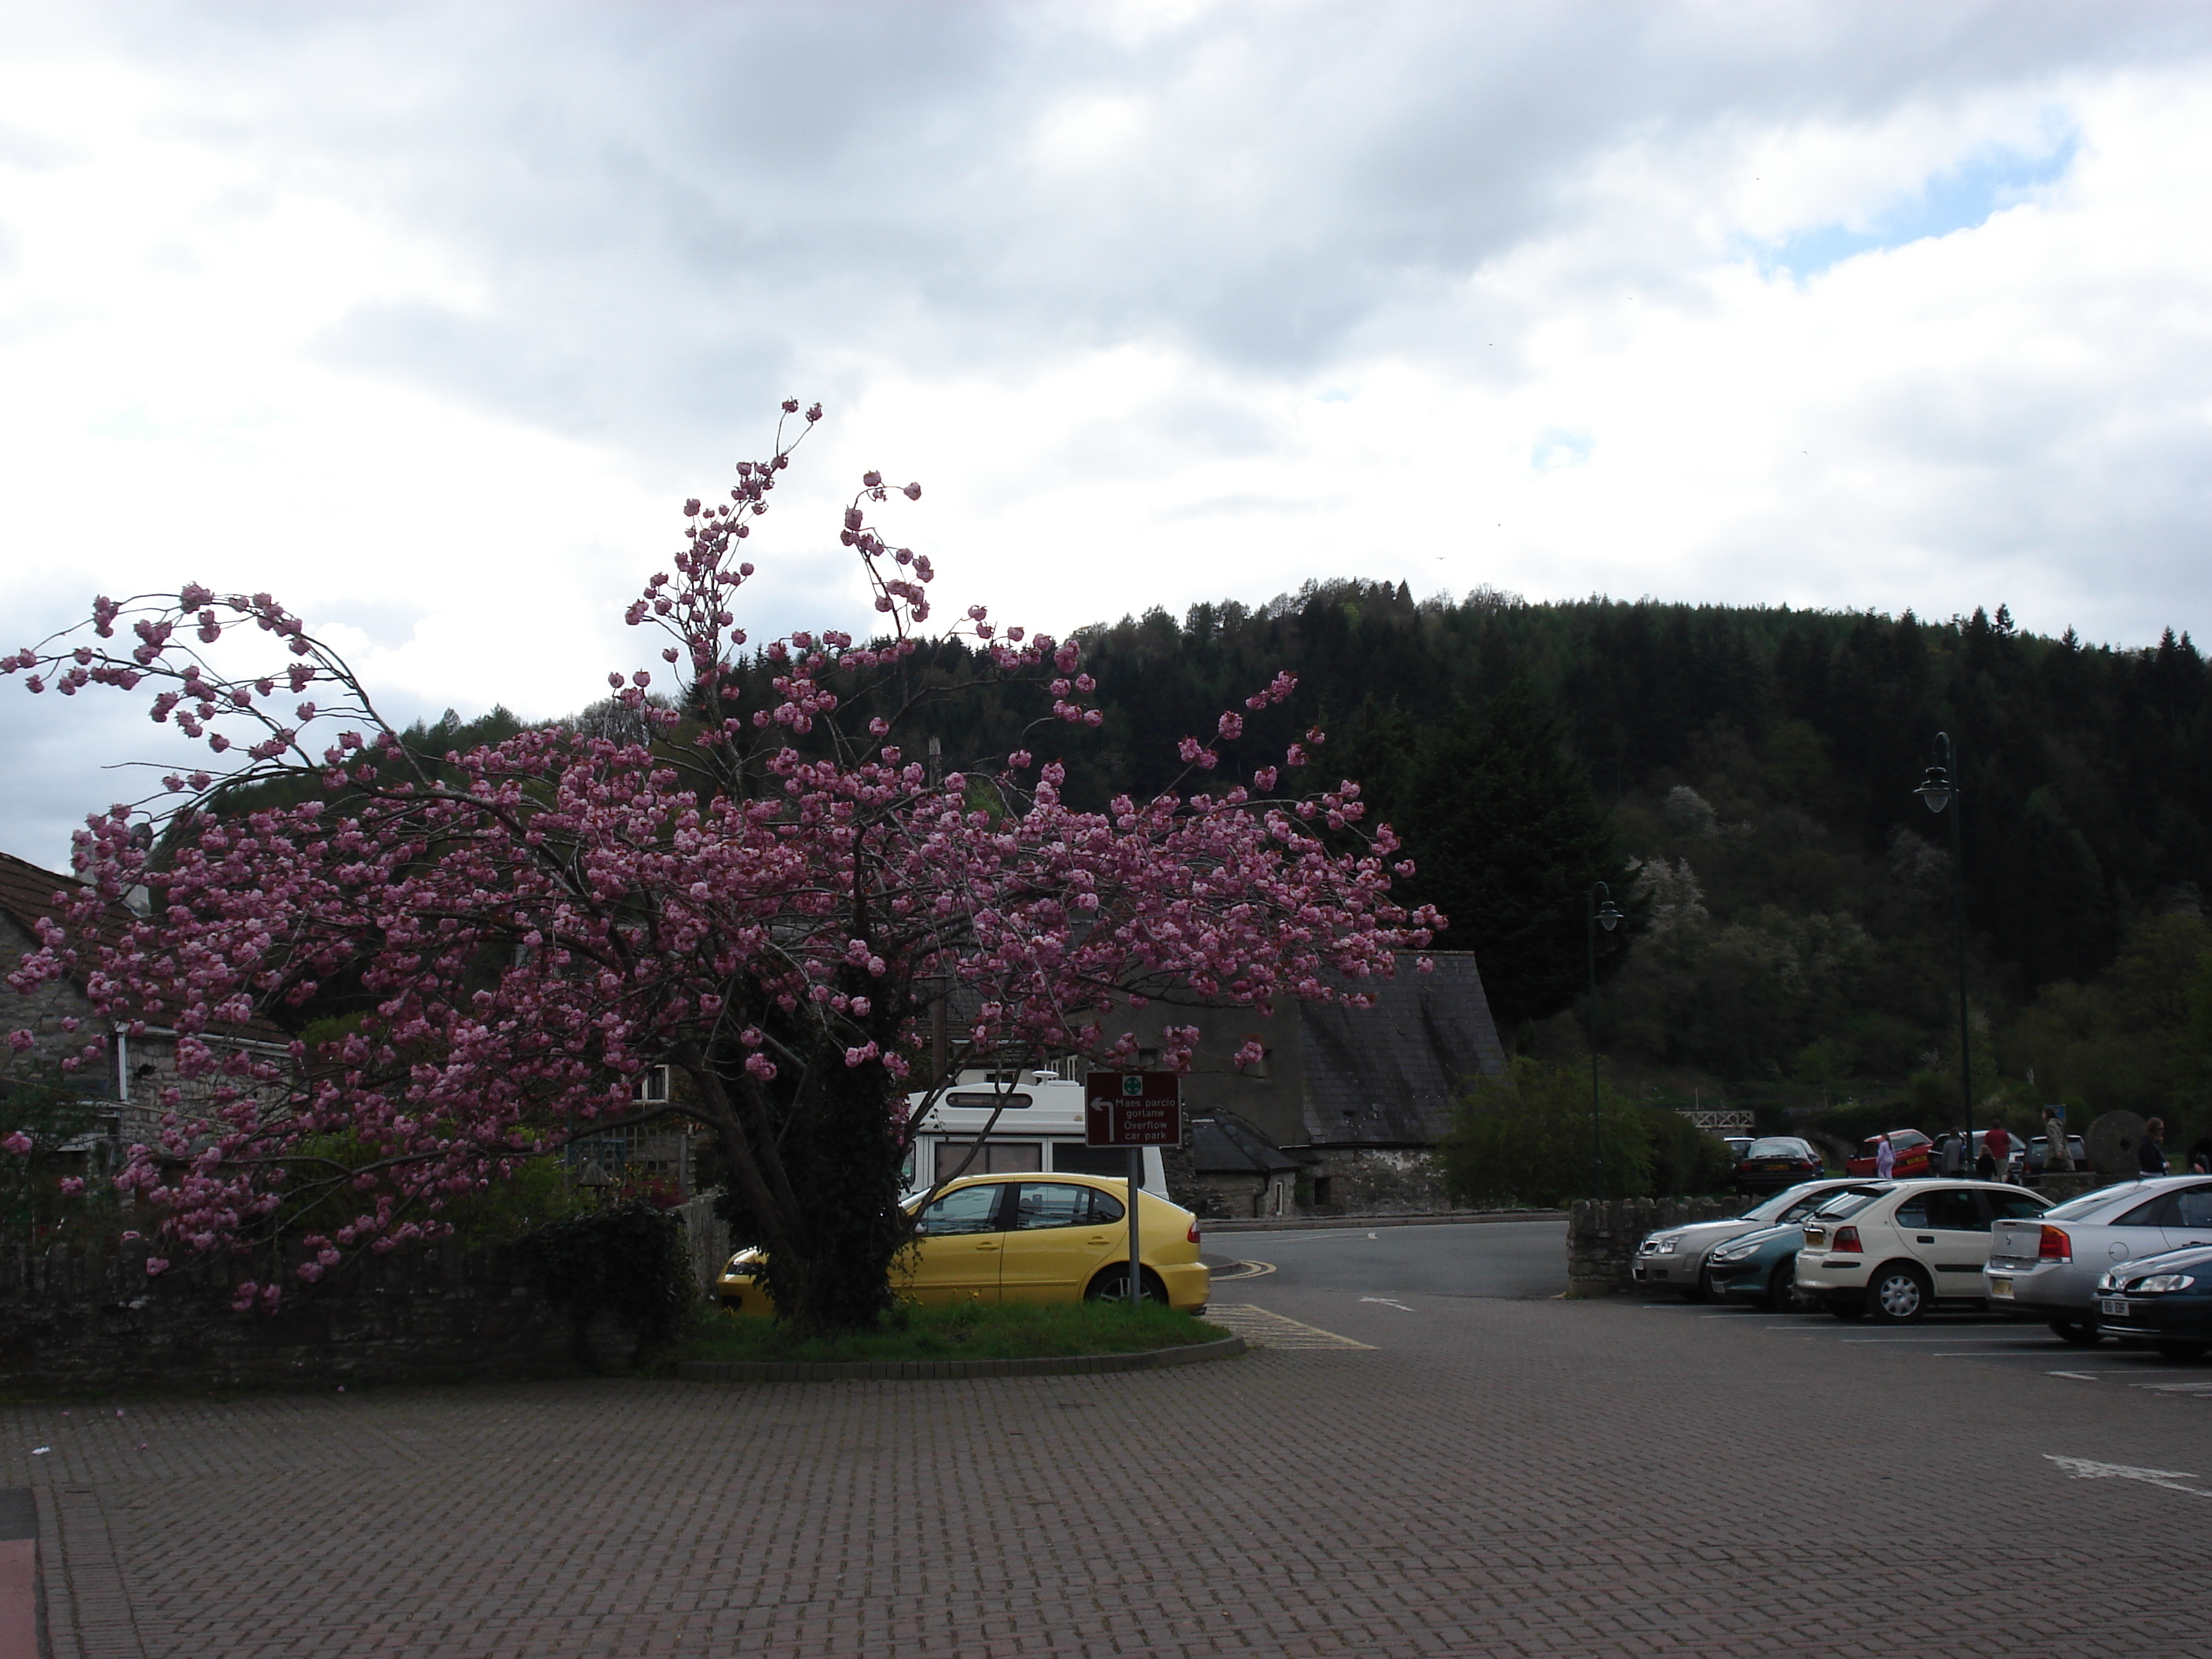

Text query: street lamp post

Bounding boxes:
[1914,733,1974,1173]
[1587,882,1624,1200]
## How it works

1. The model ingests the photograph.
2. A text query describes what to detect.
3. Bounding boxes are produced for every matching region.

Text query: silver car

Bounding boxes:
[1635,1180,1884,1300]
[1984,1174,2212,1344]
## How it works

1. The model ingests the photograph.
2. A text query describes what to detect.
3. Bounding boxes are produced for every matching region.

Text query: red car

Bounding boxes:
[1845,1129,1933,1178]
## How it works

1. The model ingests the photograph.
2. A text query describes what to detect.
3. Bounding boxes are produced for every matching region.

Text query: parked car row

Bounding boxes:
[1636,1174,2212,1357]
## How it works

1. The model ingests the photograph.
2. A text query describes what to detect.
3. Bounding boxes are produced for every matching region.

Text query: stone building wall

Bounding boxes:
[1568,1196,1738,1297]
[1298,1148,1453,1215]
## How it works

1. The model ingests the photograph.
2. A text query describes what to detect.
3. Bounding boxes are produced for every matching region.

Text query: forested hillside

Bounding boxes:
[1027,582,2212,1139]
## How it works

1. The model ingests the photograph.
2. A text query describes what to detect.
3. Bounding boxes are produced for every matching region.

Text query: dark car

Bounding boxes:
[1734,1137,1825,1195]
[2096,1242,2212,1360]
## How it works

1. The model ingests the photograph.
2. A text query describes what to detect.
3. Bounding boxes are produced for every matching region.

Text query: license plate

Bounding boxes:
[2099,1297,2129,1318]
[1990,1279,2013,1298]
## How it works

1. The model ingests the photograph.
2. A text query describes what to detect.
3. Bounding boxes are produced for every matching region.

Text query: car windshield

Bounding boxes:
[1742,1181,1830,1222]
[1813,1188,1885,1219]
[1746,1139,1806,1159]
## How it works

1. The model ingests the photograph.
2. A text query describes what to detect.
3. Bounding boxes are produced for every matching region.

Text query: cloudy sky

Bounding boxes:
[4,2,2210,866]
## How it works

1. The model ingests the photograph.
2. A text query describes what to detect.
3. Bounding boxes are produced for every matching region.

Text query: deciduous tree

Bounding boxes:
[5,406,1435,1330]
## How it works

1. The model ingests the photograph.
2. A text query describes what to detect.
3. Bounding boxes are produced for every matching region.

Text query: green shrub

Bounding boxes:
[1642,1105,1735,1196]
[1440,1057,1652,1207]
[522,1199,697,1371]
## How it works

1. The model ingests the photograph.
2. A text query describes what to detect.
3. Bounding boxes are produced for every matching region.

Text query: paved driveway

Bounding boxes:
[13,1223,2212,1657]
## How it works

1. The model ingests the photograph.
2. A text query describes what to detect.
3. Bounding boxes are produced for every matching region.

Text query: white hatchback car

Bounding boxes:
[1796,1180,2051,1322]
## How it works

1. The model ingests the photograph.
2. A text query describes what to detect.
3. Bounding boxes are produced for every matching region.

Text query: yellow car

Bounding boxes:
[716,1173,1210,1317]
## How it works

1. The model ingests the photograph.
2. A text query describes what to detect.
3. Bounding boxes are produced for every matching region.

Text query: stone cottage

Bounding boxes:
[1101,951,1508,1214]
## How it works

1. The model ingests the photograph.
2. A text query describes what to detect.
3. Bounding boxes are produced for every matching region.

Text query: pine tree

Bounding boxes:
[1397,676,1638,1036]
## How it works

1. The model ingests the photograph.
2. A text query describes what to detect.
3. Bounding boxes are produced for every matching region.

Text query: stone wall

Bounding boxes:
[0,1236,635,1393]
[1299,1148,1454,1215]
[1192,1170,1298,1221]
[1568,1196,1738,1297]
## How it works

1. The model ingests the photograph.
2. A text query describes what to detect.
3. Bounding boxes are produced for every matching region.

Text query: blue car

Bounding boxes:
[2096,1241,2212,1360]
[1708,1185,1890,1310]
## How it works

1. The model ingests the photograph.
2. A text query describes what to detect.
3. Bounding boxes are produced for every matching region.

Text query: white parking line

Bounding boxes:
[1840,1336,2040,1345]
[2048,1455,2212,1498]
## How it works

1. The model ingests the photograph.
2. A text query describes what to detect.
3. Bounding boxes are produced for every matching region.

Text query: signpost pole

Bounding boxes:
[1126,1146,1142,1310]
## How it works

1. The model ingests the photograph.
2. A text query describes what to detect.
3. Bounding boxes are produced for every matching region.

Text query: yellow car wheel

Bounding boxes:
[1084,1266,1166,1304]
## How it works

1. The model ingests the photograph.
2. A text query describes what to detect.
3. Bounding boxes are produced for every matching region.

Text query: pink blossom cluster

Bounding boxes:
[4,403,1437,1306]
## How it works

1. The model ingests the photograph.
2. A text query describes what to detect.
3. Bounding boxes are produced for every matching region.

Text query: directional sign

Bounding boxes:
[1083,1071,1181,1146]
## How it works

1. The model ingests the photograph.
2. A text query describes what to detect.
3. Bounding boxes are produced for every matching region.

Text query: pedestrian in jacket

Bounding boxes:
[2141,1119,2169,1177]
[1876,1133,1895,1179]
[2042,1106,2074,1173]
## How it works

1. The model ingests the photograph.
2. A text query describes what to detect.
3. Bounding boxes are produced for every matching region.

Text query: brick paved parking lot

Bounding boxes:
[11,1229,2212,1658]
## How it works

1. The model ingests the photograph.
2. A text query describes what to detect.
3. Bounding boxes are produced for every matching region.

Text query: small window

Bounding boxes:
[1051,1144,1134,1178]
[916,1184,1006,1236]
[1895,1196,1928,1229]
[632,1065,670,1104]
[945,1091,1032,1111]
[933,1141,1042,1184]
[1010,1183,1101,1232]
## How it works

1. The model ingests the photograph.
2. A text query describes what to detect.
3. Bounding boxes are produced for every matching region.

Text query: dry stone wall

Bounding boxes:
[0,1236,631,1393]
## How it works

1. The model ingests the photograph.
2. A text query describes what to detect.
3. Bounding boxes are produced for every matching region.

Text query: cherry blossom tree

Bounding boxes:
[5,403,1437,1331]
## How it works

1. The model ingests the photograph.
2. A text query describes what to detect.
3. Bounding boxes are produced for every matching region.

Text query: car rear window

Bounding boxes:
[1814,1189,1884,1219]
[1746,1139,1807,1158]
[2044,1190,2138,1222]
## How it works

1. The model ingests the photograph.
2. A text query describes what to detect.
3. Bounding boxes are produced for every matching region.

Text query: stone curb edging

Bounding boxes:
[1203,1209,1567,1233]
[676,1333,1247,1383]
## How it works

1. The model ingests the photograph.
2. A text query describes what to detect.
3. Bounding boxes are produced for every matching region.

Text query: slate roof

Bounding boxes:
[1191,1112,1302,1176]
[1296,951,1505,1148]
[0,850,86,949]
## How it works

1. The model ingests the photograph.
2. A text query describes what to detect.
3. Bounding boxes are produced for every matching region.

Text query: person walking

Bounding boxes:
[1876,1133,1895,1180]
[2042,1106,2074,1174]
[1985,1122,2012,1184]
[2141,1118,2170,1177]
[2190,1135,2212,1177]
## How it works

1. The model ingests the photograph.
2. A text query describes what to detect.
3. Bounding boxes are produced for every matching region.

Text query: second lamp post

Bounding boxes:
[1914,732,1974,1170]
[1587,881,1624,1200]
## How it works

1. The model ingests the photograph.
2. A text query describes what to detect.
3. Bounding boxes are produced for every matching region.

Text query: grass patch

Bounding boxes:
[680,1298,1230,1365]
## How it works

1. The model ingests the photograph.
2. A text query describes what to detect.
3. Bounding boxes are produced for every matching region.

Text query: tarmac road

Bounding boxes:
[1208,1215,1568,1299]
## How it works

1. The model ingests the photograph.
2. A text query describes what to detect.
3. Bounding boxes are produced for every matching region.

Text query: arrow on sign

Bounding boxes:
[2046,1455,2212,1498]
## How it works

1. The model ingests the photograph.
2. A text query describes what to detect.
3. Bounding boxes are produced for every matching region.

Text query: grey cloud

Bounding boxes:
[62,2,2212,455]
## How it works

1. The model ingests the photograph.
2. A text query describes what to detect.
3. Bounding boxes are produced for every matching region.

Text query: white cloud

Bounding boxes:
[2,2,2210,865]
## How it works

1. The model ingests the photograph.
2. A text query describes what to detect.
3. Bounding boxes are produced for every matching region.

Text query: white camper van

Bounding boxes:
[905,1070,1169,1197]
